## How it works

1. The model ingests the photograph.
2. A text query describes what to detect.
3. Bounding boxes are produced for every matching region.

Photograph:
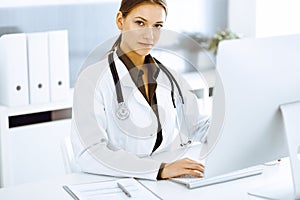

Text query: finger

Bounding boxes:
[182,162,205,172]
[198,162,205,168]
[182,158,205,168]
[183,158,196,163]
[184,165,204,174]
[183,169,203,178]
[187,164,205,173]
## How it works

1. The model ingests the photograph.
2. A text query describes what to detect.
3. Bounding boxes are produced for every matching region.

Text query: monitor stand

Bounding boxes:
[248,175,294,200]
[248,101,300,200]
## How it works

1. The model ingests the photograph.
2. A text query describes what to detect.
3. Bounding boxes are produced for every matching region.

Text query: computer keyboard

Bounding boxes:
[169,165,264,189]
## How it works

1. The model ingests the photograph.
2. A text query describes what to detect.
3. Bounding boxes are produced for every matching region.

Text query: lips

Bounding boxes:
[138,42,153,48]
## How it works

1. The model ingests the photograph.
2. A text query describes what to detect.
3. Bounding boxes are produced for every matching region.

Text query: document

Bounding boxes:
[63,178,162,200]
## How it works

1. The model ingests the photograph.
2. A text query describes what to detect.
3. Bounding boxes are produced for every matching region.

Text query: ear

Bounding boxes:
[116,11,124,30]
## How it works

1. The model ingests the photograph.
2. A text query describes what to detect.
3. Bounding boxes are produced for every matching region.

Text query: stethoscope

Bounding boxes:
[108,50,191,147]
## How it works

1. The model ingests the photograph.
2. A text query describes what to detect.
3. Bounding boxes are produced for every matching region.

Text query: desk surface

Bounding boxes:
[0,158,293,200]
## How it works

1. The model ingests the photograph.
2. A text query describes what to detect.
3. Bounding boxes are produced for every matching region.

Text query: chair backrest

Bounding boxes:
[60,135,81,174]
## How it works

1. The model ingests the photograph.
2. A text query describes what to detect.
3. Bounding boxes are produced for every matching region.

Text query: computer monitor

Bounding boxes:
[200,34,300,197]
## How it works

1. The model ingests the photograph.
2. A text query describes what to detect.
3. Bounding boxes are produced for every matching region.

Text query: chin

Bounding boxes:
[136,48,152,56]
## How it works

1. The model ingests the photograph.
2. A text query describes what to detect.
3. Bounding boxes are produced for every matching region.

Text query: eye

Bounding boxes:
[135,20,145,26]
[154,24,163,29]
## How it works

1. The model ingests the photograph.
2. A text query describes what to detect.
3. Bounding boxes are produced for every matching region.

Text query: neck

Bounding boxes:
[119,44,145,67]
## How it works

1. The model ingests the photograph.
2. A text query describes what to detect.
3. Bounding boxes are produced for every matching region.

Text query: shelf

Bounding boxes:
[0,89,74,187]
[0,88,73,117]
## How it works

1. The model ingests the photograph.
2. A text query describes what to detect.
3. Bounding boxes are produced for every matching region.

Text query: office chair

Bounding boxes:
[60,135,81,174]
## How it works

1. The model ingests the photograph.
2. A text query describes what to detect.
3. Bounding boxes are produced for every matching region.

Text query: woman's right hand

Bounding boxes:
[160,158,205,179]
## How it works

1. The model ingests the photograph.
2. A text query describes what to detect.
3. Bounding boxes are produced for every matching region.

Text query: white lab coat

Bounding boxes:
[71,51,210,180]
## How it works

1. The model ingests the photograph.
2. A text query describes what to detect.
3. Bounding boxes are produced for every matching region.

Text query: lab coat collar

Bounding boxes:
[113,52,136,89]
[115,48,160,86]
[111,51,172,108]
[112,51,164,89]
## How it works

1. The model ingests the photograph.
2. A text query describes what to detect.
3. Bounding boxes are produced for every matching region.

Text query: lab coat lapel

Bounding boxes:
[114,55,150,108]
[156,70,173,125]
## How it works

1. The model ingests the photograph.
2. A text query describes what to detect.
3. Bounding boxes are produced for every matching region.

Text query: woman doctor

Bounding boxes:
[71,0,210,180]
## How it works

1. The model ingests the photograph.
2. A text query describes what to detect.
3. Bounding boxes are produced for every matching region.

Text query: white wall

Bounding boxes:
[256,0,300,37]
[0,0,228,36]
[228,0,256,37]
[228,0,300,38]
[167,0,227,36]
[0,0,118,7]
[0,0,228,85]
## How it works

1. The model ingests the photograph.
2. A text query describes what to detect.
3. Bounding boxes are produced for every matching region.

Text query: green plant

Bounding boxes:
[207,29,239,55]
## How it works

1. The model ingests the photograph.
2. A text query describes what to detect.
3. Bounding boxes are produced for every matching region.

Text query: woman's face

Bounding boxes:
[116,3,166,57]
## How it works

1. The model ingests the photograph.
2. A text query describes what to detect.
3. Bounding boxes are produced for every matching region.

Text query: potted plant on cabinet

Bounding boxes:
[207,29,240,56]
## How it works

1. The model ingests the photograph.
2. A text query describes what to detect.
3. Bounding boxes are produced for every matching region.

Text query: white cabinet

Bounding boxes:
[0,94,73,187]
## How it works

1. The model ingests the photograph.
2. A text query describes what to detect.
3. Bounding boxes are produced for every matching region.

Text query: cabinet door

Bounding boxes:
[4,119,71,186]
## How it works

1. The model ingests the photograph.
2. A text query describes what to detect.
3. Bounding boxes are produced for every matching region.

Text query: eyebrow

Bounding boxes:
[134,16,164,24]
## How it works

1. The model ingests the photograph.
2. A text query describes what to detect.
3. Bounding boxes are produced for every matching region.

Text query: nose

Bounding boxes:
[143,27,154,41]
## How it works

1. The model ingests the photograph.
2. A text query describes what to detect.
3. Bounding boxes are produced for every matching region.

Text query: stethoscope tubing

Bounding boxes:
[107,50,191,147]
[108,50,184,106]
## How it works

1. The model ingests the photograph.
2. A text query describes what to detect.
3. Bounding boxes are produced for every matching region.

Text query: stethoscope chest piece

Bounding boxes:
[116,102,130,120]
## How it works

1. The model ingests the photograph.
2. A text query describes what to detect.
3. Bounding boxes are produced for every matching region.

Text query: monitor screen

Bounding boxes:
[202,34,300,177]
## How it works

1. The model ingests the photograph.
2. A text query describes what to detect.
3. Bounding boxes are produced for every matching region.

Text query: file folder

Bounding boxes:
[0,33,29,106]
[27,32,50,104]
[48,30,70,102]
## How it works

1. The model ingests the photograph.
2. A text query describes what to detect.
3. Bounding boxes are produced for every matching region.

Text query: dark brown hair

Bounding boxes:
[111,0,168,50]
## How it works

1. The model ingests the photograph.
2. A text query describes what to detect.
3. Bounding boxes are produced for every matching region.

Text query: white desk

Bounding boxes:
[0,158,293,200]
[141,160,293,200]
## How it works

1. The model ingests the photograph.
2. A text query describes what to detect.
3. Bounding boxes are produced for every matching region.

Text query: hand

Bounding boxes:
[160,158,204,179]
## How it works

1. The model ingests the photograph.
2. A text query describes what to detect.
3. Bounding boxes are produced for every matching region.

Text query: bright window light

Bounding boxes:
[256,0,300,37]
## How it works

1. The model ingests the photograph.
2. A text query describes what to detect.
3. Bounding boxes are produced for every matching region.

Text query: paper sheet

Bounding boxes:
[63,178,161,200]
